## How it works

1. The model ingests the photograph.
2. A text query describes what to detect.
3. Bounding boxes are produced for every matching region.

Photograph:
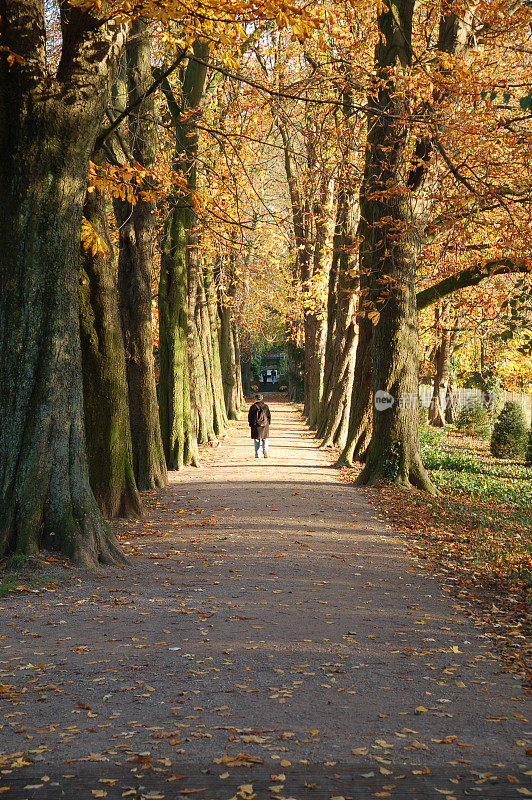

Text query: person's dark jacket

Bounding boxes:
[248,401,271,439]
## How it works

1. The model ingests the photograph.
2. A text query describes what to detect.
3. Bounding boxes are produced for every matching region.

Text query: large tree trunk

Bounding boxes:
[158,40,209,468]
[159,203,199,468]
[304,177,335,427]
[336,311,373,466]
[218,253,243,420]
[219,303,241,419]
[355,0,435,493]
[318,181,359,449]
[79,188,142,519]
[114,20,167,490]
[0,4,127,565]
[187,243,228,446]
[203,262,229,436]
[305,312,328,429]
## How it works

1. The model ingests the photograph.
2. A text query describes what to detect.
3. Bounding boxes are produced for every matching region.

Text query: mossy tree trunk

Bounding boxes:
[158,40,209,468]
[355,0,436,493]
[114,21,167,490]
[0,3,128,565]
[159,203,199,468]
[79,187,142,518]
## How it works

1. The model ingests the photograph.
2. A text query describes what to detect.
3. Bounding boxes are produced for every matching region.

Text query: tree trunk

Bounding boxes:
[218,253,242,420]
[219,302,241,419]
[114,20,167,490]
[241,352,251,398]
[305,312,328,429]
[79,187,142,519]
[204,262,229,435]
[187,244,225,446]
[428,301,453,427]
[318,181,359,449]
[159,203,199,468]
[354,0,436,493]
[0,6,127,565]
[336,312,374,466]
[233,324,245,409]
[158,40,209,468]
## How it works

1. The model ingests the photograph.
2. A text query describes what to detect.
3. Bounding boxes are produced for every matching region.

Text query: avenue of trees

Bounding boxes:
[0,0,530,565]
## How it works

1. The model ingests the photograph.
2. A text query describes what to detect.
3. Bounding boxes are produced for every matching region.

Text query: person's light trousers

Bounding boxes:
[254,438,269,457]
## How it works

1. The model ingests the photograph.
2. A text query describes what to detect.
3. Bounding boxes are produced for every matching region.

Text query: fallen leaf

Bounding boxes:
[214,753,263,767]
[407,740,430,751]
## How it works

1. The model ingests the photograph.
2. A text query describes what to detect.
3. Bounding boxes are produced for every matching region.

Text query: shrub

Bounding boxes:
[456,401,491,439]
[419,400,429,427]
[525,427,532,467]
[490,401,528,459]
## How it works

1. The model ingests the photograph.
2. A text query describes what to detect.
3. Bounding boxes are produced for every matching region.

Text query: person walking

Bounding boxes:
[248,394,271,458]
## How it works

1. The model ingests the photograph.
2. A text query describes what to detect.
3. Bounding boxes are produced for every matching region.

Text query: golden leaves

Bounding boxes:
[0,46,25,68]
[213,753,264,767]
[80,218,109,258]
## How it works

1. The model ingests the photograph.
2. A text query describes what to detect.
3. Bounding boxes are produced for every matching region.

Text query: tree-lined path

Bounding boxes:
[0,401,529,799]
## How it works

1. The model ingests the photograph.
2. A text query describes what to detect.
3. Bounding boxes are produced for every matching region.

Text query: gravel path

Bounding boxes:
[0,400,530,799]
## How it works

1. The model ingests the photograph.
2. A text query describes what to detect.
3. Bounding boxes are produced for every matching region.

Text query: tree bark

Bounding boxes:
[219,303,241,419]
[336,311,373,466]
[217,255,242,419]
[318,180,359,449]
[428,301,453,427]
[79,188,142,518]
[114,20,167,490]
[355,0,436,493]
[0,3,128,565]
[204,262,229,434]
[159,203,199,468]
[158,40,209,468]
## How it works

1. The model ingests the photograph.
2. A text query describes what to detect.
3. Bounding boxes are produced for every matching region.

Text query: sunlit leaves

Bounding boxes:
[80,217,109,258]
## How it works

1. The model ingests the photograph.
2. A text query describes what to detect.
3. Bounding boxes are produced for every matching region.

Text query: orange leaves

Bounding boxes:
[0,684,24,701]
[87,161,177,207]
[0,46,25,68]
[213,753,264,767]
[80,217,108,258]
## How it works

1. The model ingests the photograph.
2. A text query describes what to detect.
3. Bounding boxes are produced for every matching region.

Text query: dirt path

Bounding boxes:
[0,401,530,799]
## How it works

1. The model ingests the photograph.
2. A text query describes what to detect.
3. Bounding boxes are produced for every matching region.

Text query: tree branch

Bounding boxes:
[416,259,531,310]
[94,50,187,153]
